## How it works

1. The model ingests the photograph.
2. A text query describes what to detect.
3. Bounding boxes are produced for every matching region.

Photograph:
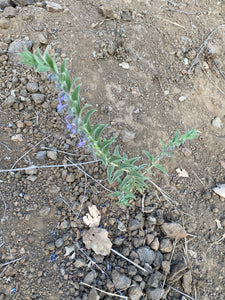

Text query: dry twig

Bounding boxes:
[179,24,225,83]
[11,135,51,169]
[0,191,7,222]
[111,248,147,273]
[65,156,112,193]
[0,256,25,268]
[0,160,99,173]
[80,282,128,299]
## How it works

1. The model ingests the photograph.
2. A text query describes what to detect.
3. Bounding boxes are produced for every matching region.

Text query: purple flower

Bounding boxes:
[50,252,56,262]
[57,95,68,112]
[71,127,77,134]
[66,119,73,130]
[77,137,84,148]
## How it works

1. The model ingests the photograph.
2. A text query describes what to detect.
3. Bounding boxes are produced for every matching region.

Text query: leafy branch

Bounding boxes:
[19,48,198,205]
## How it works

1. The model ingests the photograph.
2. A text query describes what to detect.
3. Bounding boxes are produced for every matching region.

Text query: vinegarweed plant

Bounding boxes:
[19,48,198,205]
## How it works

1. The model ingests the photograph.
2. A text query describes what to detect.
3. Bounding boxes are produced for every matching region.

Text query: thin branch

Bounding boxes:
[80,282,128,299]
[0,160,100,173]
[147,178,179,205]
[11,135,51,169]
[76,173,88,219]
[0,256,25,268]
[179,24,225,83]
[0,142,12,152]
[41,146,89,156]
[111,248,148,273]
[165,283,196,300]
[0,190,7,222]
[165,8,198,15]
[79,247,109,277]
[65,157,112,193]
[59,193,78,216]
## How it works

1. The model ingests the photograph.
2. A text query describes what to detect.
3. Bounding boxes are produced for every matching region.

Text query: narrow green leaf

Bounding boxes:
[65,70,71,91]
[108,155,122,164]
[119,176,132,189]
[52,54,59,74]
[44,50,54,69]
[84,109,96,123]
[126,157,140,165]
[120,163,136,172]
[101,137,116,153]
[36,65,50,72]
[114,145,120,156]
[108,191,123,197]
[143,150,155,164]
[71,77,81,89]
[137,164,147,171]
[110,169,124,184]
[155,164,168,176]
[79,104,92,118]
[60,58,67,73]
[71,83,81,101]
[92,124,108,141]
[107,165,114,181]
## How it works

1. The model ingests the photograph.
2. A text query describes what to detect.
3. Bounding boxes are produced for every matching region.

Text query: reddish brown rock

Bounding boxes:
[161,223,187,239]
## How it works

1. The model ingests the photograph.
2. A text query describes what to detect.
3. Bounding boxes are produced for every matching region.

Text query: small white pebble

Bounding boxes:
[119,62,130,69]
[179,95,186,102]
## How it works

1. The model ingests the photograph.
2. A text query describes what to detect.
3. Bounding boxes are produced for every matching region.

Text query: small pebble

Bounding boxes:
[211,116,222,128]
[39,206,51,216]
[179,95,186,102]
[47,150,58,161]
[55,238,63,248]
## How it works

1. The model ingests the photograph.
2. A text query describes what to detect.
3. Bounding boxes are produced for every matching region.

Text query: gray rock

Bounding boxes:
[128,219,143,231]
[46,1,63,12]
[128,285,143,300]
[0,0,11,9]
[0,17,10,29]
[121,129,135,143]
[8,39,32,63]
[211,116,222,128]
[3,7,16,18]
[153,251,163,269]
[39,205,51,216]
[11,0,36,6]
[159,238,173,253]
[60,219,70,229]
[150,237,159,251]
[47,150,57,161]
[137,246,155,265]
[36,151,47,161]
[147,271,164,288]
[1,95,16,108]
[146,288,165,300]
[128,265,137,277]
[55,238,63,248]
[83,270,96,285]
[111,270,131,290]
[106,278,114,291]
[48,184,60,194]
[31,93,45,104]
[27,82,39,93]
[74,258,86,268]
[45,242,55,251]
[0,41,8,54]
[88,288,100,300]
[25,165,37,175]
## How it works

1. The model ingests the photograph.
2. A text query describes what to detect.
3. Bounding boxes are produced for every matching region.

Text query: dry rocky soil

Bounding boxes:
[0,0,225,299]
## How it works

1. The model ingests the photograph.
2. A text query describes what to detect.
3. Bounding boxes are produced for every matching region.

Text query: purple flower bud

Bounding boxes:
[71,128,77,134]
[77,137,84,148]
[57,96,68,112]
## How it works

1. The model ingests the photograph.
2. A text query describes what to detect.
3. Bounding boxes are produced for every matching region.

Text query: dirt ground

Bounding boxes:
[0,0,225,299]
